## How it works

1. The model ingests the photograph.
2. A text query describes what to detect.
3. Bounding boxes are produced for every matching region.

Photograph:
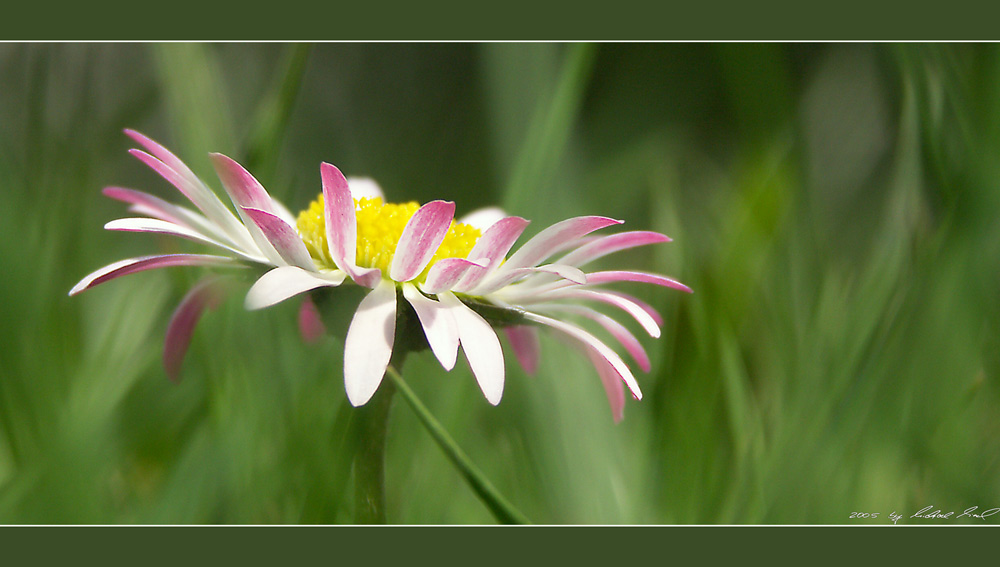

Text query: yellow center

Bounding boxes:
[295,195,481,283]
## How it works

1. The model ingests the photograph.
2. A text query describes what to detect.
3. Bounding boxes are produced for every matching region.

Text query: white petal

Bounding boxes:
[402,284,459,370]
[347,177,385,201]
[344,280,397,406]
[521,288,661,337]
[439,292,505,405]
[245,266,345,310]
[459,207,507,231]
[104,217,264,262]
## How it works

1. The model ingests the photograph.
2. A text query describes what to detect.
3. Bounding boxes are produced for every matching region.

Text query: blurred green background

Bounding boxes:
[1,43,999,524]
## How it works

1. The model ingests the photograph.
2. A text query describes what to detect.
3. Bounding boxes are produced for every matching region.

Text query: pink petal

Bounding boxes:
[402,284,459,370]
[298,295,326,344]
[439,292,505,405]
[129,150,207,211]
[125,129,202,188]
[537,289,661,338]
[344,280,397,406]
[322,163,381,287]
[421,257,488,295]
[163,278,226,383]
[245,266,344,310]
[69,254,239,296]
[587,348,626,423]
[557,230,671,267]
[524,311,642,400]
[389,200,456,282]
[241,207,316,270]
[209,153,276,212]
[504,326,541,376]
[583,270,692,293]
[453,216,530,292]
[500,216,622,273]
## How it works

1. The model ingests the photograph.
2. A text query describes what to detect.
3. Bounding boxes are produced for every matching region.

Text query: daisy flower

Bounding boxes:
[73,132,690,422]
[252,162,691,421]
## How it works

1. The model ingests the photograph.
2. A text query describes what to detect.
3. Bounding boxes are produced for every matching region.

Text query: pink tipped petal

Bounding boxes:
[538,289,661,338]
[421,257,488,295]
[344,280,397,406]
[453,216,530,292]
[298,296,326,344]
[439,292,505,405]
[241,207,316,270]
[347,177,384,201]
[125,129,201,185]
[321,163,381,286]
[269,198,298,228]
[321,162,356,267]
[583,270,692,293]
[69,254,238,296]
[524,311,642,400]
[209,153,275,212]
[245,266,344,310]
[129,149,204,207]
[542,304,651,372]
[534,264,587,284]
[471,263,587,295]
[103,187,234,244]
[595,315,651,372]
[129,149,252,250]
[103,187,190,227]
[103,218,258,261]
[500,216,623,273]
[459,207,507,231]
[390,200,456,282]
[402,284,459,370]
[607,291,665,327]
[504,325,541,376]
[587,348,626,423]
[557,231,671,268]
[163,278,226,383]
[207,154,291,265]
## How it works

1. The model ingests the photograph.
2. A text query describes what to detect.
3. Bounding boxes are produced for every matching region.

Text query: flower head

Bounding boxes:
[73,132,690,422]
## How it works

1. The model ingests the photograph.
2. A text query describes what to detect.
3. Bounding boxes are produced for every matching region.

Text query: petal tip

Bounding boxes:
[321,162,347,181]
[345,375,383,407]
[123,128,146,144]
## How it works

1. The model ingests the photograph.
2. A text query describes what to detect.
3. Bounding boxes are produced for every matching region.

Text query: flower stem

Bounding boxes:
[353,378,396,524]
[385,365,531,525]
